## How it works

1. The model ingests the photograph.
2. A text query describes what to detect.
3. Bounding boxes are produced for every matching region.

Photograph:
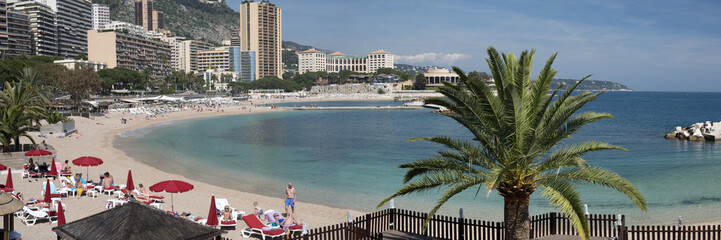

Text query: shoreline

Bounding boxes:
[14,96,391,239]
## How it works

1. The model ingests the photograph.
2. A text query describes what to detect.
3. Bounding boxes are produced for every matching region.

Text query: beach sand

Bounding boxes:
[10,97,379,239]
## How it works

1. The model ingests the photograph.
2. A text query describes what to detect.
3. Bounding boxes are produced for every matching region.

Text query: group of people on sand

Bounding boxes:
[26,158,72,178]
[249,182,300,231]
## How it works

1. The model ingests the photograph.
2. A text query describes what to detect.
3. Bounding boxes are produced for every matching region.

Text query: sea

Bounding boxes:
[113,92,721,225]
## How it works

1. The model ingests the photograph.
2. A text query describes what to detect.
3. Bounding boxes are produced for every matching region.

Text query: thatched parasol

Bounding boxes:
[52,201,225,240]
[0,191,23,240]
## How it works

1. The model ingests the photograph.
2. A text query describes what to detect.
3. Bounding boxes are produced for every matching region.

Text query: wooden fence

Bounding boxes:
[621,225,721,240]
[284,208,721,240]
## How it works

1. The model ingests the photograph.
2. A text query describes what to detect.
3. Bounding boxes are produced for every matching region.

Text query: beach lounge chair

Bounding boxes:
[17,206,57,225]
[56,163,71,177]
[240,214,285,240]
[22,165,41,179]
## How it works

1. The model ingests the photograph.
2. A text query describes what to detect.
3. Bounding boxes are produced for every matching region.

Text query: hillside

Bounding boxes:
[552,79,631,91]
[92,0,238,44]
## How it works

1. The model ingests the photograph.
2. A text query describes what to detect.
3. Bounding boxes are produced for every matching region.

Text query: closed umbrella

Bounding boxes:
[126,170,135,192]
[48,157,58,177]
[4,168,12,191]
[0,164,7,171]
[149,180,194,212]
[206,195,218,227]
[57,200,66,226]
[44,179,52,203]
[71,156,103,181]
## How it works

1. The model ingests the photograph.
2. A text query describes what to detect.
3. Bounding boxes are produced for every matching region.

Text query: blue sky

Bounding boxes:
[225,0,721,92]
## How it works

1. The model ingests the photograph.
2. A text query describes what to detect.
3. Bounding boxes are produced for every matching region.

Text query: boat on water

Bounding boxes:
[402,101,425,107]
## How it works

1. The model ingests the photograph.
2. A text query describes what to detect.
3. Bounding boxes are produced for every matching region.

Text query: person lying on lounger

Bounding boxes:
[272,212,298,229]
[61,160,71,172]
[138,183,162,198]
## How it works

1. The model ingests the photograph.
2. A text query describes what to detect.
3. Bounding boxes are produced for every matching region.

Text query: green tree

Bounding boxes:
[0,105,37,152]
[0,68,49,151]
[413,74,426,90]
[62,67,102,109]
[43,109,70,124]
[379,47,647,240]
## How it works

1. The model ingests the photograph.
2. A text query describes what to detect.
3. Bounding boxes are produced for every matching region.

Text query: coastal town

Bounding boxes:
[0,0,718,240]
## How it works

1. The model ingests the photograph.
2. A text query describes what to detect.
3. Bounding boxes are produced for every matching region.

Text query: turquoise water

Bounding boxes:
[114,92,721,224]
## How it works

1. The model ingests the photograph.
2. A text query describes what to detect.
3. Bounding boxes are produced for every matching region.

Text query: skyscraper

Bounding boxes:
[0,0,9,56]
[135,0,163,31]
[92,3,109,30]
[5,9,31,56]
[239,0,282,80]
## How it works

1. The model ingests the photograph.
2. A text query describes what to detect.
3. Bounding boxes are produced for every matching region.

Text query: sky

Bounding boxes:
[225,0,721,92]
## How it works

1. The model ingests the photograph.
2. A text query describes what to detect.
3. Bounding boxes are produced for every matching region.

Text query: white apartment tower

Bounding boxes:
[43,0,92,58]
[91,3,109,30]
[297,49,325,74]
[239,0,282,80]
[178,40,212,73]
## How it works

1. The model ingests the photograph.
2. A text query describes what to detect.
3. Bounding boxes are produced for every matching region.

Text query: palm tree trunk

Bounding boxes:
[14,137,20,151]
[504,195,531,240]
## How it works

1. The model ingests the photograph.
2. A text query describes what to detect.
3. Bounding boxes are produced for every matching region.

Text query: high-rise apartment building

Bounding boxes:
[5,9,31,55]
[230,28,240,47]
[239,0,282,79]
[178,40,212,73]
[197,46,255,82]
[44,0,92,58]
[151,9,163,30]
[91,4,109,30]
[11,0,58,56]
[135,0,163,31]
[87,29,171,79]
[0,0,10,55]
[134,0,151,30]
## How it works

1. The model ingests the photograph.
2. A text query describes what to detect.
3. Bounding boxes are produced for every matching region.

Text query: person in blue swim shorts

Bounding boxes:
[285,182,296,214]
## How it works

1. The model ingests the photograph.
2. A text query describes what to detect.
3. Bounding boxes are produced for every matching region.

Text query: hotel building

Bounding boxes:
[297,49,325,74]
[298,49,394,74]
[239,0,282,79]
[197,46,255,82]
[87,29,171,79]
[91,3,109,30]
[424,68,460,87]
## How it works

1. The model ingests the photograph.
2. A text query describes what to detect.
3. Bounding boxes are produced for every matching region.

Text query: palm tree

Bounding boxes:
[379,47,647,240]
[0,105,37,152]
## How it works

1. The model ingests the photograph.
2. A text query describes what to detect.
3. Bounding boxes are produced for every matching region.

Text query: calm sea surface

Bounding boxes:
[114,92,721,224]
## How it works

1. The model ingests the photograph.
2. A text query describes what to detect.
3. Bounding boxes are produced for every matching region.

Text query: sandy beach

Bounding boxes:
[10,97,387,239]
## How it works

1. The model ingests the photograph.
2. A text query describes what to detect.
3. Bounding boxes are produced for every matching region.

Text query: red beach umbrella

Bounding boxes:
[44,179,52,203]
[0,164,7,171]
[126,170,135,192]
[48,157,58,177]
[25,149,53,157]
[206,195,218,226]
[5,168,13,191]
[72,156,104,180]
[57,200,66,226]
[149,180,194,212]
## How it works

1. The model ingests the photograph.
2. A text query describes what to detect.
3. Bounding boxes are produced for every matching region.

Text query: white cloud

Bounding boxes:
[396,52,471,66]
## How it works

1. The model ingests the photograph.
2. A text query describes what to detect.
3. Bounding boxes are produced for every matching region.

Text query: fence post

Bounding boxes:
[365,213,371,238]
[389,200,395,230]
[550,212,557,235]
[458,208,465,240]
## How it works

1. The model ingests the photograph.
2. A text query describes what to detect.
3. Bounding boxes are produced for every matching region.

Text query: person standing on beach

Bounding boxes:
[285,182,296,214]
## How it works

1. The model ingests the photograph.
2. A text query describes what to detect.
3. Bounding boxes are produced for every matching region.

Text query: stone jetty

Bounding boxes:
[665,121,721,141]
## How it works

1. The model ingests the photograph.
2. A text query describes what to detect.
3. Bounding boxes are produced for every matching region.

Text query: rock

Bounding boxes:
[665,133,677,139]
[689,135,705,141]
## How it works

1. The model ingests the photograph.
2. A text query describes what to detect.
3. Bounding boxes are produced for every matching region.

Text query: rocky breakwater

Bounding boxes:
[665,121,721,141]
